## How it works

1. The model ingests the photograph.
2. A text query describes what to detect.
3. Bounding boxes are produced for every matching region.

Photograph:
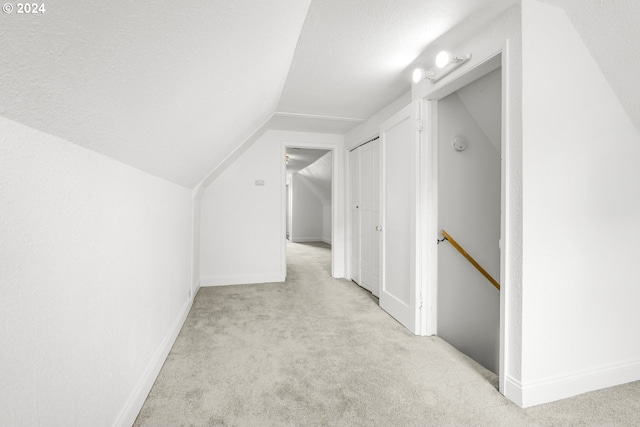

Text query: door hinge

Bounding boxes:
[418,294,423,309]
[417,119,424,132]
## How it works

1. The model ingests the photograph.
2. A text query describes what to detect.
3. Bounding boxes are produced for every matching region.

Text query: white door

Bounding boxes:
[349,149,360,284]
[359,140,381,296]
[380,101,421,334]
[371,139,381,297]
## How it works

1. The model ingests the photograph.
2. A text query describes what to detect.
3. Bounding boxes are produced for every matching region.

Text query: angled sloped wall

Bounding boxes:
[0,117,193,426]
[519,0,640,407]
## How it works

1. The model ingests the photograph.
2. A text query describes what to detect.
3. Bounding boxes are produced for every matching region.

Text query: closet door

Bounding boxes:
[359,141,381,295]
[349,149,360,284]
[350,140,381,294]
[371,139,381,297]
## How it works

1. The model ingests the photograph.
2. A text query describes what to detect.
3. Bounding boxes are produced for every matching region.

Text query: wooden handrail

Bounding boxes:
[440,230,500,291]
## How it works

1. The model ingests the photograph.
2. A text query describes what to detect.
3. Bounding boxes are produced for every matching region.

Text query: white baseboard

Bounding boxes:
[200,273,285,287]
[505,359,640,408]
[504,375,524,407]
[291,237,324,243]
[112,295,193,427]
[322,237,332,245]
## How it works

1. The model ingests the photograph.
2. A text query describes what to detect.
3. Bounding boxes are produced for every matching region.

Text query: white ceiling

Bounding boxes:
[277,0,516,121]
[539,0,640,133]
[1,0,638,188]
[286,148,329,175]
[0,0,311,188]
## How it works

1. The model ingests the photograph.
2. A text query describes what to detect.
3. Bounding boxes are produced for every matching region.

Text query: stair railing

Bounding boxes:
[438,229,500,291]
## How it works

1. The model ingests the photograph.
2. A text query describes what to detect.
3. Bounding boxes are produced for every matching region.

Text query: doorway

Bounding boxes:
[435,67,502,374]
[284,146,333,275]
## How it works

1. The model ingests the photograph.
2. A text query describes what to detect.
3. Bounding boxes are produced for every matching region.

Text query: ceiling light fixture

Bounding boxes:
[412,51,472,85]
[412,68,426,84]
[435,51,452,68]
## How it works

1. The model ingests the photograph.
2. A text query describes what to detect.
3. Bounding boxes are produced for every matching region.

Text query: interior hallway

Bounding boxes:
[134,242,640,426]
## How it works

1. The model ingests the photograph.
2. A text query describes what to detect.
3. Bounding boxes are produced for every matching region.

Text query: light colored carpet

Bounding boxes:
[134,241,640,426]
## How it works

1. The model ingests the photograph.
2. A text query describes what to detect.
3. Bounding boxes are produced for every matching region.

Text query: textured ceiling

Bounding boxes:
[540,0,640,133]
[3,0,634,189]
[277,0,516,121]
[0,0,311,188]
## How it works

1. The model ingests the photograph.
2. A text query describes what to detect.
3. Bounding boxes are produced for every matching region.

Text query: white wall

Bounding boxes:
[437,86,501,374]
[519,0,640,406]
[296,151,333,245]
[199,130,284,286]
[0,117,193,426]
[411,0,640,407]
[291,174,323,242]
[199,130,343,286]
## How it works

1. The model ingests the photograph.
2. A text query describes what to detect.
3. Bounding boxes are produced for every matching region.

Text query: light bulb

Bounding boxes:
[412,68,426,83]
[435,51,451,68]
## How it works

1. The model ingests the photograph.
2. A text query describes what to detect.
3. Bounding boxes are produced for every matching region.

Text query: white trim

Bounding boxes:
[498,39,511,397]
[281,139,345,279]
[414,48,503,101]
[422,100,438,336]
[420,46,509,391]
[112,295,193,427]
[504,375,524,407]
[517,359,640,408]
[321,237,332,245]
[274,111,366,123]
[200,274,285,287]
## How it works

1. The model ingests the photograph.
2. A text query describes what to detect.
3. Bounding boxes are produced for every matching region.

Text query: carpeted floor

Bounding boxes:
[134,241,640,426]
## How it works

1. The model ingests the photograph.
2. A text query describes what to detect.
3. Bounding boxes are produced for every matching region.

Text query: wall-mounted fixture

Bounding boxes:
[412,68,428,83]
[452,135,468,152]
[412,50,472,84]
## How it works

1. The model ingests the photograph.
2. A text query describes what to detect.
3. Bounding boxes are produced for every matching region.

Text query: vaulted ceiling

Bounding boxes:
[540,0,640,134]
[0,0,311,188]
[1,0,638,188]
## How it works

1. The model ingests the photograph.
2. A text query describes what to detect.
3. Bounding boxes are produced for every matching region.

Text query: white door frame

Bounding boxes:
[280,140,345,279]
[415,45,510,394]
